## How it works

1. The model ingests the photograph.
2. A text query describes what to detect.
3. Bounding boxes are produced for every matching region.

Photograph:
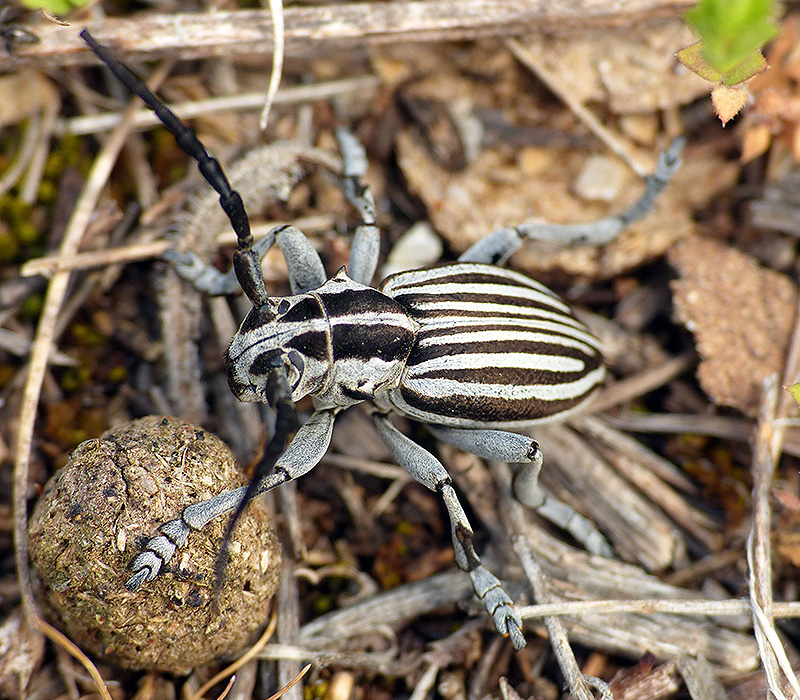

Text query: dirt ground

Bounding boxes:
[3,1,800,698]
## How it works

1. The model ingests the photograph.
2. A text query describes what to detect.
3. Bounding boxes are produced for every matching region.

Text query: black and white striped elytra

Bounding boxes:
[380,263,604,427]
[81,29,682,653]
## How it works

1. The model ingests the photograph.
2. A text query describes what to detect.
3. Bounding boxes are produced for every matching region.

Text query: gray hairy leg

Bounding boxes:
[165,222,327,296]
[459,137,684,265]
[126,408,336,590]
[372,413,526,650]
[429,425,613,558]
[336,128,380,286]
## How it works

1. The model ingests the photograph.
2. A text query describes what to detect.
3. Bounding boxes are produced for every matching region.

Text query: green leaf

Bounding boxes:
[788,382,800,407]
[19,0,91,14]
[676,42,724,82]
[685,0,778,75]
[721,51,767,86]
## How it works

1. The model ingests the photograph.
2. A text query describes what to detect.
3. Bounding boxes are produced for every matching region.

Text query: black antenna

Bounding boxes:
[81,30,298,590]
[80,29,270,308]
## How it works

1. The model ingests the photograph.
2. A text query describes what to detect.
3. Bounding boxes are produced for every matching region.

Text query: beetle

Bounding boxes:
[81,30,682,650]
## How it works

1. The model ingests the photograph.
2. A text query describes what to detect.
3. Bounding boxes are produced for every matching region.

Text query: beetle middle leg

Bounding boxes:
[371,412,526,650]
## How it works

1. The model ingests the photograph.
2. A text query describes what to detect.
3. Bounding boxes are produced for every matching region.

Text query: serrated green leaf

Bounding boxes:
[685,0,778,75]
[676,42,724,82]
[722,51,767,85]
[19,0,90,13]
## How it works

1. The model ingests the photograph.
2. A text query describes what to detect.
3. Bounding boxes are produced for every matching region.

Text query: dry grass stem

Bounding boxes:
[2,0,696,69]
[505,38,650,177]
[60,77,380,137]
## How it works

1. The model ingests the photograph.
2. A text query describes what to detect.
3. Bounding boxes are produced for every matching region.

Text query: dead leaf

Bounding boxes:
[711,85,749,125]
[521,19,708,114]
[398,129,739,279]
[0,72,58,126]
[741,122,772,162]
[776,531,800,567]
[669,236,798,416]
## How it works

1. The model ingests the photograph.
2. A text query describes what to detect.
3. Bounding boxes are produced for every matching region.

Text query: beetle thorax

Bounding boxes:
[226,268,416,410]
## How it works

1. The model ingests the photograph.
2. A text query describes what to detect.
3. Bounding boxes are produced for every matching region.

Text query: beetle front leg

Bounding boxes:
[458,138,684,266]
[372,413,526,650]
[428,425,613,558]
[336,129,380,286]
[166,223,327,296]
[126,408,336,590]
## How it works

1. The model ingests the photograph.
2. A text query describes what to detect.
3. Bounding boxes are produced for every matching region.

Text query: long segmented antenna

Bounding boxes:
[81,29,298,589]
[80,29,270,308]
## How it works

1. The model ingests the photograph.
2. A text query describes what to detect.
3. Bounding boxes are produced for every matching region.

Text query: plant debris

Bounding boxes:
[669,235,798,416]
[27,416,280,673]
[3,3,800,699]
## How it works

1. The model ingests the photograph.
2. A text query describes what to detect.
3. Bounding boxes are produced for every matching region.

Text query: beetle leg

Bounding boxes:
[372,413,526,650]
[126,408,336,591]
[166,223,327,296]
[429,425,614,558]
[458,138,684,266]
[336,129,381,286]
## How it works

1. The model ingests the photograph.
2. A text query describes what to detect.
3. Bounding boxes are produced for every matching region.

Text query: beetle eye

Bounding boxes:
[287,350,305,388]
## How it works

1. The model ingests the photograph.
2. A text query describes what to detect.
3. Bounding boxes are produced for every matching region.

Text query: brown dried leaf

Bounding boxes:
[741,122,772,162]
[776,531,800,567]
[0,72,58,126]
[521,19,708,114]
[609,656,681,700]
[669,236,798,416]
[711,84,748,125]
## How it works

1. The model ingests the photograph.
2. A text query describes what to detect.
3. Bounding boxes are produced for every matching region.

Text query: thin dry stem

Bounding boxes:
[263,664,312,700]
[3,1,696,69]
[190,611,279,700]
[34,618,113,700]
[259,0,285,130]
[12,59,174,625]
[0,109,41,197]
[518,598,800,620]
[505,37,651,177]
[20,216,335,277]
[590,352,696,414]
[60,77,379,137]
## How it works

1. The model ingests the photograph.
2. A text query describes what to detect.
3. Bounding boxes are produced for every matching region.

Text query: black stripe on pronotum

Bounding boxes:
[80,29,683,650]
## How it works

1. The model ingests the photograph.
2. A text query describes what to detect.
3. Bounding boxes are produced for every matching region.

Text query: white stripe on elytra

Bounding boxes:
[417,328,597,355]
[405,366,605,402]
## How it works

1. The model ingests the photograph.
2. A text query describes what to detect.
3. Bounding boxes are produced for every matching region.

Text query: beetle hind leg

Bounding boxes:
[372,413,526,649]
[429,425,613,558]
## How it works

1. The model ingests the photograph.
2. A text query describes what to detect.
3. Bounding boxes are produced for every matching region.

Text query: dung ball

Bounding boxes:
[28,416,280,674]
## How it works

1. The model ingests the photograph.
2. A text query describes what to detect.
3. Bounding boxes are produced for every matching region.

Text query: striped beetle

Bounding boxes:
[82,30,682,650]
